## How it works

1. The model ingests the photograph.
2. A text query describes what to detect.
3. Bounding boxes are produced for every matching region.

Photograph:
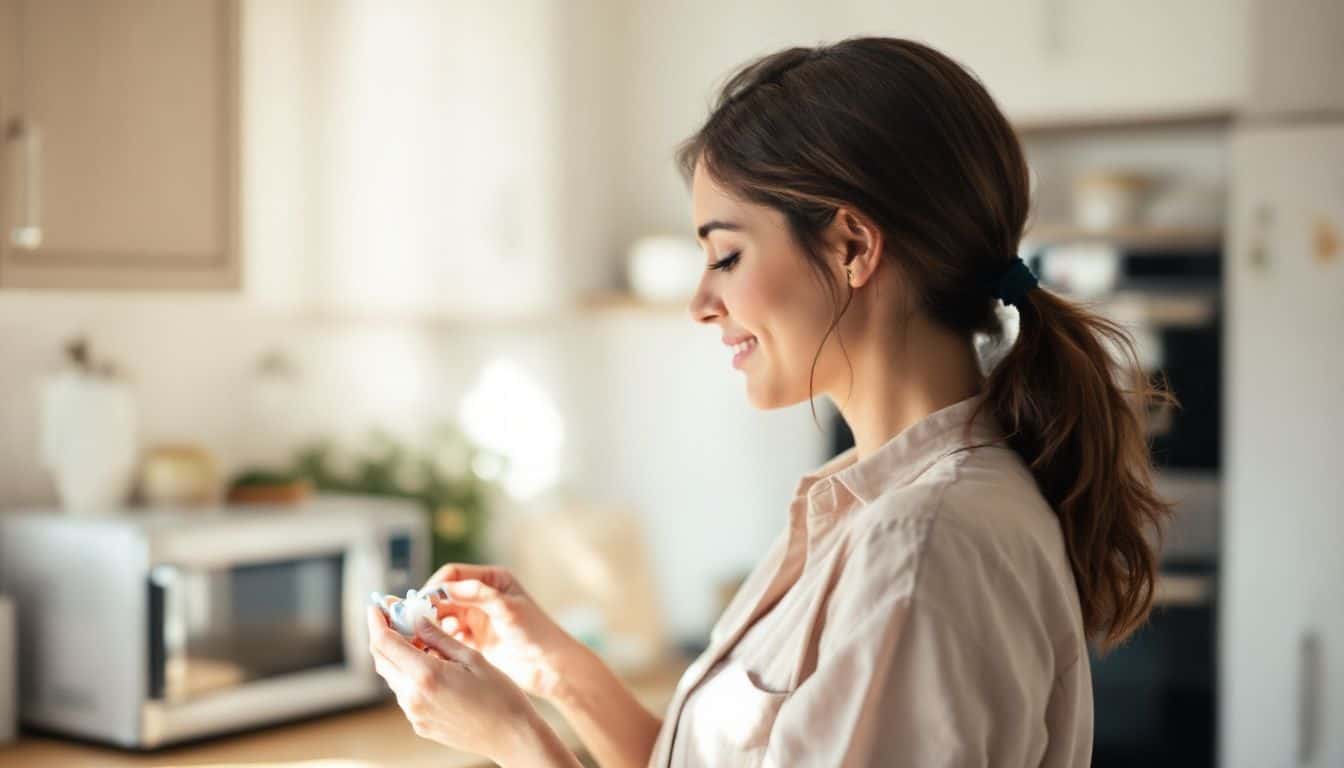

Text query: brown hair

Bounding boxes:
[676,37,1172,650]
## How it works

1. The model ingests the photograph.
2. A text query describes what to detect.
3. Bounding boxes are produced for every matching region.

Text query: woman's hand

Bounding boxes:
[366,606,580,767]
[422,564,588,702]
[421,564,665,768]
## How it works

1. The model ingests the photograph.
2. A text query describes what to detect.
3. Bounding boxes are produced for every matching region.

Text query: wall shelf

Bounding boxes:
[1013,107,1236,138]
[1023,224,1223,251]
[581,293,689,315]
[1083,292,1219,328]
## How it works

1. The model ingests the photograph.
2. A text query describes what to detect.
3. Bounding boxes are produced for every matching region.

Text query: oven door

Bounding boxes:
[139,516,383,747]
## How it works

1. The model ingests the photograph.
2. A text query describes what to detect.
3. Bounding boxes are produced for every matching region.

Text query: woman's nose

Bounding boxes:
[688,278,722,325]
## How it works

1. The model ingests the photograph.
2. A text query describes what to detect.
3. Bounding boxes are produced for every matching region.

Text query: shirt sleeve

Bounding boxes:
[761,519,1071,767]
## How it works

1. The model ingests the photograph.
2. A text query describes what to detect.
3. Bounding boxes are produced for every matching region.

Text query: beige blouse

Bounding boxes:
[647,395,1093,767]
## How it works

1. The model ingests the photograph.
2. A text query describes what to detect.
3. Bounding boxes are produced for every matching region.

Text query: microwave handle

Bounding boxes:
[345,540,383,679]
[147,565,184,702]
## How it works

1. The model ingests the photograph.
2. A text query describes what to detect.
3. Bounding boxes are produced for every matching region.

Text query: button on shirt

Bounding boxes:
[649,395,1093,767]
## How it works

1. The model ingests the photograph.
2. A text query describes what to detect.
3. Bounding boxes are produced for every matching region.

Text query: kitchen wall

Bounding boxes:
[0,295,831,642]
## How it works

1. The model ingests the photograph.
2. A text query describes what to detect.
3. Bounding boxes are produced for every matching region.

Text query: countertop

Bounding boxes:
[1,659,688,768]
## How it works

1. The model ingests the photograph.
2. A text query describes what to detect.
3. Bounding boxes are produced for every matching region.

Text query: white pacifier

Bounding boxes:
[370,587,449,637]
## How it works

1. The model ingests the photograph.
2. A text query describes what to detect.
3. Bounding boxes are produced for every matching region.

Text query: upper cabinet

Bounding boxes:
[243,0,603,318]
[0,0,239,290]
[1245,0,1344,118]
[856,0,1251,126]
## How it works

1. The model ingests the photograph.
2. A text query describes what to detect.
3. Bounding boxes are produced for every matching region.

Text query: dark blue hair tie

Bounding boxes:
[990,256,1038,309]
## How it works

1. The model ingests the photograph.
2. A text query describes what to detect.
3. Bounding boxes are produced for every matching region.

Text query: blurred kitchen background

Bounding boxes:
[0,1,1341,766]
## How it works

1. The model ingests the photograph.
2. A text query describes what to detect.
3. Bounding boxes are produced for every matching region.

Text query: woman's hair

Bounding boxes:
[676,37,1172,650]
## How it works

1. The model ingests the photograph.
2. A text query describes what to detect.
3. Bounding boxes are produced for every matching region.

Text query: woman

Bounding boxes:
[366,37,1171,767]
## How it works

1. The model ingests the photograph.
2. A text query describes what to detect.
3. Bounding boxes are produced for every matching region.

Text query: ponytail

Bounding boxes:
[980,289,1175,650]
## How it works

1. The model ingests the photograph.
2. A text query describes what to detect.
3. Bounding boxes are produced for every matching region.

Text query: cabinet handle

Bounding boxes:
[5,117,43,250]
[1298,630,1321,765]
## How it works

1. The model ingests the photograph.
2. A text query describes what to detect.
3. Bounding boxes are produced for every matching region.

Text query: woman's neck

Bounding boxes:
[833,319,984,461]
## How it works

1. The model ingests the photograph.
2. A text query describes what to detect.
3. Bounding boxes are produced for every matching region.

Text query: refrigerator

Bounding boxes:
[1221,4,1344,764]
[1221,119,1344,768]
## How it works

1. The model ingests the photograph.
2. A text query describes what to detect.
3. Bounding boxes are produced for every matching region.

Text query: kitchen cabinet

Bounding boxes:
[0,0,240,291]
[307,1,558,317]
[1245,0,1344,117]
[243,0,611,318]
[858,0,1251,125]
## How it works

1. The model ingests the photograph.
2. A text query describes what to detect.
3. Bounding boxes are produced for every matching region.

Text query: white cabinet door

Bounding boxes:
[1015,0,1248,122]
[1246,0,1344,117]
[307,0,563,318]
[1222,123,1344,768]
[0,0,239,290]
[849,0,1249,123]
[245,0,621,317]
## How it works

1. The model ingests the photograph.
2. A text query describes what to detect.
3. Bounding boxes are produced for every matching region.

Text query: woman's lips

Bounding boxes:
[730,336,758,369]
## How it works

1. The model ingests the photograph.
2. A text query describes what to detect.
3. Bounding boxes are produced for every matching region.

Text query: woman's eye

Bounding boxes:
[709,252,740,272]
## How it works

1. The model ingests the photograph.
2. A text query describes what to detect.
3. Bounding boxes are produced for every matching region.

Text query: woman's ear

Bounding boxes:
[827,208,883,288]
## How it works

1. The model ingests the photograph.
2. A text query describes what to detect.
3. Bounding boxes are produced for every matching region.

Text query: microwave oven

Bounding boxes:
[0,494,428,748]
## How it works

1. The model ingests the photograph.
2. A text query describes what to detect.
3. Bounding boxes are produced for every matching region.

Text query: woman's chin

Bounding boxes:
[744,377,807,411]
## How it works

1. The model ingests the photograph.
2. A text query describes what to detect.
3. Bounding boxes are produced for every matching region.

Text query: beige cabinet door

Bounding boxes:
[0,0,238,290]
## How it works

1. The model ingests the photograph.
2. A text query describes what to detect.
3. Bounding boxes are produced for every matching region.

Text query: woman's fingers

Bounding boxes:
[423,563,510,592]
[441,578,503,604]
[366,605,398,667]
[459,605,493,638]
[372,653,404,690]
[414,617,478,665]
[368,606,435,673]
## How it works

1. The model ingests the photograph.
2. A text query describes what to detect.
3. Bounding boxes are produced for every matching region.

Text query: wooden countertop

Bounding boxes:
[1,660,688,768]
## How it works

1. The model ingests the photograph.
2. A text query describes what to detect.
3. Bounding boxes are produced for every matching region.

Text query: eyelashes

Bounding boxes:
[708,252,741,272]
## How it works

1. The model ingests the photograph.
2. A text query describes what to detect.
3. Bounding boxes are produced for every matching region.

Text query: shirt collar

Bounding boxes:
[793,394,1004,507]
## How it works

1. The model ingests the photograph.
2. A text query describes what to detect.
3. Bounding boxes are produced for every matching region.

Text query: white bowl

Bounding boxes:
[627,236,702,303]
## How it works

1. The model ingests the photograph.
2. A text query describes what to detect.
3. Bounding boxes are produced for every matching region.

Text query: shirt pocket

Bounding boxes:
[691,658,790,758]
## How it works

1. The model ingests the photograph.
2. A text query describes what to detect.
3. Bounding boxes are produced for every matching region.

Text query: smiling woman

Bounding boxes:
[368,36,1172,768]
[656,36,1172,767]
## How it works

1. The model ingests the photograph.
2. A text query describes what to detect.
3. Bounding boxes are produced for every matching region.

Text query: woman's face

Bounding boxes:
[688,163,847,409]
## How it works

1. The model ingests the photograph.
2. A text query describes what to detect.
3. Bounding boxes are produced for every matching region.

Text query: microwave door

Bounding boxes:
[140,520,382,746]
[149,554,348,702]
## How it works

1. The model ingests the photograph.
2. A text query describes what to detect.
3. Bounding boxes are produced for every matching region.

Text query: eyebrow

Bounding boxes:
[696,219,743,240]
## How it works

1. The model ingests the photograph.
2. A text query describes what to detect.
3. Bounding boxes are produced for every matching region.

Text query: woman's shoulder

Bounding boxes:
[833,444,1084,667]
[842,442,1074,608]
[855,437,1055,543]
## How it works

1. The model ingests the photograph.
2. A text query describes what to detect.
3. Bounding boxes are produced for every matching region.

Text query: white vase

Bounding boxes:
[38,371,138,515]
